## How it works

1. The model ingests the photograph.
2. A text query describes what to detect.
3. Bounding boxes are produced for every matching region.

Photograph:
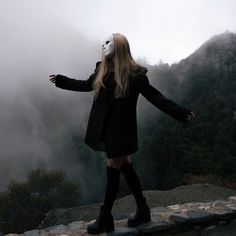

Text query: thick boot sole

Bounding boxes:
[127,210,151,227]
[87,223,115,234]
[87,204,115,234]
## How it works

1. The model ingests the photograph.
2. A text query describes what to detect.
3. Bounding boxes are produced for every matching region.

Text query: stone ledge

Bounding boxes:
[5,195,236,236]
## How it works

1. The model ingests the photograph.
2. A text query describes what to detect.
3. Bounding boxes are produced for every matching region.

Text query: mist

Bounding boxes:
[0,1,150,204]
[0,3,107,203]
[0,0,235,204]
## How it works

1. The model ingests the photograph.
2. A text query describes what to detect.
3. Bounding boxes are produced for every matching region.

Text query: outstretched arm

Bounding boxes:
[49,61,101,92]
[138,75,196,123]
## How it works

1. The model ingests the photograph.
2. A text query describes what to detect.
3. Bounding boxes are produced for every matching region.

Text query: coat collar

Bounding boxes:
[128,66,148,78]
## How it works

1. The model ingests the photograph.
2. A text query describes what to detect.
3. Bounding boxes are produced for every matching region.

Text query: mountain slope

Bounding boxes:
[135,31,236,191]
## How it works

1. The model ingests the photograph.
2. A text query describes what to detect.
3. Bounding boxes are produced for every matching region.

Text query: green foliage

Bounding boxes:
[137,32,236,191]
[0,168,79,234]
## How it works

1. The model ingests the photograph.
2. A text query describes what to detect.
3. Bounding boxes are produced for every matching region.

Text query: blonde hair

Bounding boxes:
[93,33,141,100]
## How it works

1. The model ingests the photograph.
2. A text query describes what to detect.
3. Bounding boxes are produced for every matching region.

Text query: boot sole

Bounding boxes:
[127,215,151,227]
[87,225,115,234]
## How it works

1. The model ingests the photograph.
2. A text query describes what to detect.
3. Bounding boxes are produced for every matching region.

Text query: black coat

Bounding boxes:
[55,61,192,158]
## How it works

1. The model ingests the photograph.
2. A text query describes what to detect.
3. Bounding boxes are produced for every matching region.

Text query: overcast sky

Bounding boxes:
[1,0,235,65]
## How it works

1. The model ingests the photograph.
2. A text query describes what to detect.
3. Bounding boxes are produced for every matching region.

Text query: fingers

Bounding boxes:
[49,74,57,83]
[49,78,56,83]
[190,111,196,117]
[49,79,55,84]
[186,111,197,121]
[49,74,67,84]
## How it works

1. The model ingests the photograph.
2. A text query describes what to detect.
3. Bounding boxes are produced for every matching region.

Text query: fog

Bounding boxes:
[0,2,105,202]
[0,0,235,204]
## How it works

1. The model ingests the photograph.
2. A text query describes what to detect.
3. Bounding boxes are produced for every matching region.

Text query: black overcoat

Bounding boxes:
[55,61,192,158]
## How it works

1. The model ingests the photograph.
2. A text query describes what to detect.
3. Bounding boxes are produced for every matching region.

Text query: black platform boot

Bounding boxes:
[86,204,115,234]
[127,196,151,227]
[120,162,151,227]
[87,166,120,234]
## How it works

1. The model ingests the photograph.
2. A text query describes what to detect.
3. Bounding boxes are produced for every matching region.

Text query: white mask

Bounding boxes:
[102,35,115,58]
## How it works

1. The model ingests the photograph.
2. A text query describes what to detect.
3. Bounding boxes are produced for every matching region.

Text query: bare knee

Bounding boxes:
[122,155,132,165]
[107,156,125,169]
[107,155,132,169]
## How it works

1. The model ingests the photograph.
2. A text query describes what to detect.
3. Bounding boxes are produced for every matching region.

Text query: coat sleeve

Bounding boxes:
[55,61,101,92]
[138,75,192,123]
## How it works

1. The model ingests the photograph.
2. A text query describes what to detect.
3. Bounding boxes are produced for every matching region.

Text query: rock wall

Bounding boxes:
[5,196,236,236]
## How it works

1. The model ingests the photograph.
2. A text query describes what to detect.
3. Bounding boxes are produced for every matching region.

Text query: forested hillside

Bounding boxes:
[135,31,236,191]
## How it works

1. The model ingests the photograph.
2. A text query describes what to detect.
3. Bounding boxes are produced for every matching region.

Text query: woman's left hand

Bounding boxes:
[186,111,196,121]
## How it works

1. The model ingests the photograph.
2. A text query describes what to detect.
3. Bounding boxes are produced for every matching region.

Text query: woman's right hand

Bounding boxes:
[49,74,57,84]
[49,74,68,84]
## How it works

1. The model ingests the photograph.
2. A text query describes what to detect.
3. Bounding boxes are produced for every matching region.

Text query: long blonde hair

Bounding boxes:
[93,33,142,100]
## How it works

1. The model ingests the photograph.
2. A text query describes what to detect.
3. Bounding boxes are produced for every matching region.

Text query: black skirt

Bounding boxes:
[97,126,106,152]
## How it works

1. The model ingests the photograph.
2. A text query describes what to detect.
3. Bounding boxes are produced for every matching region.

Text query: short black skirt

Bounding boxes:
[97,120,137,159]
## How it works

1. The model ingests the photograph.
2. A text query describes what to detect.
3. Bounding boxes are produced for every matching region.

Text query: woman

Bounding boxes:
[49,33,196,234]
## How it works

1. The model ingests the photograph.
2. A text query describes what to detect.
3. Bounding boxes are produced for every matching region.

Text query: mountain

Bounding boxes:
[1,30,236,235]
[135,31,236,191]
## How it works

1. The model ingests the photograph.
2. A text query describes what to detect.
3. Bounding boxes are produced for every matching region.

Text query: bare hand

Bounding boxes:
[186,111,196,121]
[49,74,57,84]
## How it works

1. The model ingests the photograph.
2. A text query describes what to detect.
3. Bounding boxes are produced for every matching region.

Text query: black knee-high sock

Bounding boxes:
[120,162,145,209]
[103,166,120,214]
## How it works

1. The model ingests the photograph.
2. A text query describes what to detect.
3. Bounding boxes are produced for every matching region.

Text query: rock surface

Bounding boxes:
[38,183,236,228]
[5,194,236,235]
